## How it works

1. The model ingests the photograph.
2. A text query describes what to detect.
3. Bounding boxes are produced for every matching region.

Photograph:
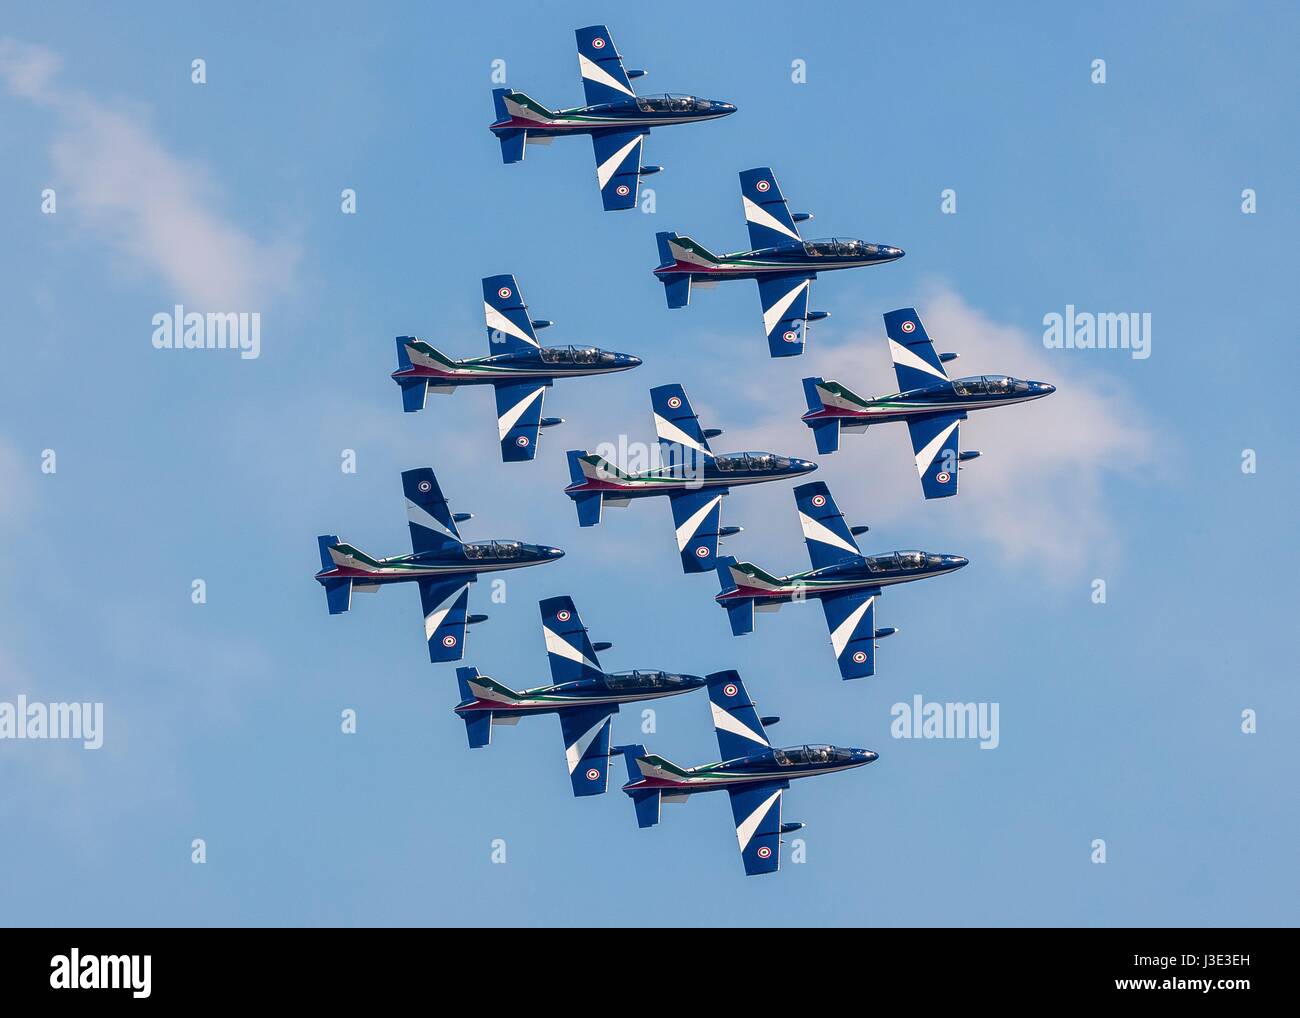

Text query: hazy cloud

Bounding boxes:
[725,287,1158,573]
[0,37,297,307]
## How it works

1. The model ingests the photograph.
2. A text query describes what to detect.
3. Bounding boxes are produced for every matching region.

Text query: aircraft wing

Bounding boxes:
[706,670,770,761]
[906,412,964,500]
[794,481,861,570]
[591,129,645,212]
[482,274,540,354]
[401,467,462,554]
[558,705,616,797]
[739,167,803,249]
[650,383,712,467]
[576,25,637,106]
[539,595,604,684]
[418,576,472,663]
[668,487,726,573]
[757,273,813,357]
[494,380,549,462]
[884,307,949,391]
[820,589,880,680]
[727,782,785,876]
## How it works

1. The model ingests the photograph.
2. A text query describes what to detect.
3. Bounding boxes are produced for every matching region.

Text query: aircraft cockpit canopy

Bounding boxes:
[635,93,711,113]
[803,238,877,257]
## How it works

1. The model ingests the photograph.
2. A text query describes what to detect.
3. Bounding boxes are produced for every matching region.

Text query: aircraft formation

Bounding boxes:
[314,25,1056,876]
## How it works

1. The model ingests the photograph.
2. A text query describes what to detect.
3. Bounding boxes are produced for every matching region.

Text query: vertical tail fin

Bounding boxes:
[315,535,353,615]
[454,666,494,749]
[801,376,842,454]
[655,232,700,309]
[394,338,430,412]
[714,555,756,636]
[564,451,608,528]
[613,743,661,828]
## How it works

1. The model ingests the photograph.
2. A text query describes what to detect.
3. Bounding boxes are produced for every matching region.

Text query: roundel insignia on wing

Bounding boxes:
[418,480,432,492]
[592,37,606,49]
[556,609,571,622]
[723,683,738,697]
[756,180,770,192]
[615,184,631,197]
[756,846,772,859]
[498,286,512,299]
[516,436,530,447]
[936,471,951,484]
[852,651,868,664]
[695,546,710,558]
[811,494,826,507]
[901,320,916,333]
[586,767,601,781]
[783,330,798,343]
[666,395,682,409]
[442,635,457,648]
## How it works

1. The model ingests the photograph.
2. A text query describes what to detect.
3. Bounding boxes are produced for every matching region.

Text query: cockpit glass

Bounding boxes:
[636,93,709,113]
[984,375,1011,394]
[866,553,899,572]
[953,377,987,396]
[898,550,925,569]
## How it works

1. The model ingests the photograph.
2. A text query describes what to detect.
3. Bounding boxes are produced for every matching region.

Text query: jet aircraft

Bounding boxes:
[714,481,966,679]
[314,467,563,663]
[392,274,641,462]
[801,307,1057,498]
[654,167,904,356]
[615,670,877,876]
[563,383,816,573]
[489,25,736,211]
[453,595,705,796]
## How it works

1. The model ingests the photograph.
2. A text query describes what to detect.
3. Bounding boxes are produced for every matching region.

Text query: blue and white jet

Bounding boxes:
[654,167,904,356]
[563,383,816,573]
[490,24,736,211]
[801,307,1057,498]
[453,595,705,796]
[615,670,878,876]
[393,274,641,462]
[715,481,966,680]
[314,467,563,663]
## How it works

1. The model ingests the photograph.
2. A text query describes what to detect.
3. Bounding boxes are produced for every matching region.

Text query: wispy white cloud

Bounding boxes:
[0,38,298,307]
[723,286,1159,574]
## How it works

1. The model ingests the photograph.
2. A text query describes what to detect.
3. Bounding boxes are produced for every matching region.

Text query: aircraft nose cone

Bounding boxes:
[862,750,879,763]
[952,556,969,568]
[626,354,643,367]
[718,102,737,114]
[794,458,818,474]
[1040,382,1056,395]
[546,547,565,560]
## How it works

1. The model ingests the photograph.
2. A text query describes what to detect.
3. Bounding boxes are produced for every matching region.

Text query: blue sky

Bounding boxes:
[1,1,1295,926]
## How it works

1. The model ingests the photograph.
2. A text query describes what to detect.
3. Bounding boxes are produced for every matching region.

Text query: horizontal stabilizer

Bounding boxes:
[323,578,352,615]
